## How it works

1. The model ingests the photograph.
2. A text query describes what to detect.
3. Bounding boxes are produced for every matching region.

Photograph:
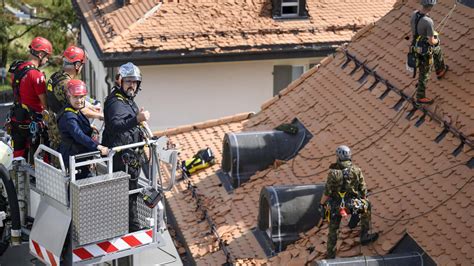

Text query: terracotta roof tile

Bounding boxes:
[74,0,395,55]
[154,0,473,264]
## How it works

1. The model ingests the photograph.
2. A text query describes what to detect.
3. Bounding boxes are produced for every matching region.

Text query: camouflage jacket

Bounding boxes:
[323,160,367,200]
[46,71,71,114]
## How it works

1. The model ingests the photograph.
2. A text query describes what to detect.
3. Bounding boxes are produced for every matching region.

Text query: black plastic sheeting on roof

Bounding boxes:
[257,184,325,252]
[221,118,312,188]
[316,252,423,266]
[458,0,474,8]
[390,233,436,266]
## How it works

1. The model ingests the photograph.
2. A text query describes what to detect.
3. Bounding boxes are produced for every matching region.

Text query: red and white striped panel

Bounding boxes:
[30,239,60,266]
[73,229,153,263]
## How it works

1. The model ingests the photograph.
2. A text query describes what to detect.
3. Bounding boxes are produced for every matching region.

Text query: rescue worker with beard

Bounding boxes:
[102,62,150,232]
[57,80,109,180]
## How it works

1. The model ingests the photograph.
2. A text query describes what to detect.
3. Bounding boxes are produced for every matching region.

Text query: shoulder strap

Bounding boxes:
[11,62,38,103]
[414,11,425,37]
[64,107,79,114]
[47,72,69,92]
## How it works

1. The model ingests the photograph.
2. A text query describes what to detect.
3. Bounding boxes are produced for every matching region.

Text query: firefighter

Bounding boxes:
[46,46,103,150]
[8,37,52,160]
[410,0,448,105]
[102,62,150,232]
[319,145,379,259]
[57,80,109,180]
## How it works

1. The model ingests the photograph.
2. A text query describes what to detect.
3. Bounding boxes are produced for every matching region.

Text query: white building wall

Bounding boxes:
[137,57,320,131]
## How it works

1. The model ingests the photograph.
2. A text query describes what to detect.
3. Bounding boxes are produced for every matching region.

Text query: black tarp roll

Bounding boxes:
[221,119,312,188]
[257,184,325,252]
[316,252,424,266]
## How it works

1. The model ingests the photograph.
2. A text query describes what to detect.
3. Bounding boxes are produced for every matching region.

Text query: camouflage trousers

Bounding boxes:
[45,111,61,167]
[416,45,446,99]
[326,200,372,259]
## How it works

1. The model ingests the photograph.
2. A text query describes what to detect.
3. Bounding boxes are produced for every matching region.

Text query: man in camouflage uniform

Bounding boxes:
[46,46,103,150]
[319,145,378,259]
[410,0,448,105]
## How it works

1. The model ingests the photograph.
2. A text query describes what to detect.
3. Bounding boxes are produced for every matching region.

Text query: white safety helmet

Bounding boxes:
[119,62,142,82]
[421,0,436,7]
[119,62,142,96]
[336,145,351,161]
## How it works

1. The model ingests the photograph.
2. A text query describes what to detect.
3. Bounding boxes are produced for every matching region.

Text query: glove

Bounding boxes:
[433,31,440,46]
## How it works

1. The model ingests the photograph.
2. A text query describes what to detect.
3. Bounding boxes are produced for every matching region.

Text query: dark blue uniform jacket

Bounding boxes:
[58,105,98,171]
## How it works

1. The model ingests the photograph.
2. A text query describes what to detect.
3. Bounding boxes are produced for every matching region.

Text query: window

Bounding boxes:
[106,67,118,95]
[273,65,306,95]
[282,0,299,16]
[89,63,96,99]
[272,0,308,19]
[82,61,96,99]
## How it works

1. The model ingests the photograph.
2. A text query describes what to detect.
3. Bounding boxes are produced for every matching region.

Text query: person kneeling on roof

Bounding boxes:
[57,80,109,180]
[319,145,379,259]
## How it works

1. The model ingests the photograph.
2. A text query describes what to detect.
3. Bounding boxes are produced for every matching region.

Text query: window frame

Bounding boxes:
[281,0,299,17]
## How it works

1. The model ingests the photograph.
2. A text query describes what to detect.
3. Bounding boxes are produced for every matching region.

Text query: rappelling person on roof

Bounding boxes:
[102,62,150,232]
[409,0,449,105]
[319,145,379,259]
[46,46,103,151]
[7,37,52,161]
[57,79,109,180]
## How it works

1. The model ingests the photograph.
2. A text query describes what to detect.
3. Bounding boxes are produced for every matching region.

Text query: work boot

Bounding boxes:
[416,97,434,105]
[360,230,379,245]
[436,65,449,80]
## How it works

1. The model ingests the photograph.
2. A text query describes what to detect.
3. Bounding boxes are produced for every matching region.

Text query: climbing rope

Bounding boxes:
[436,0,458,34]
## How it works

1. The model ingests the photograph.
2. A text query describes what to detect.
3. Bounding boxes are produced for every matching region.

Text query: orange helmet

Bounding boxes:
[66,79,87,96]
[63,46,86,64]
[29,37,53,55]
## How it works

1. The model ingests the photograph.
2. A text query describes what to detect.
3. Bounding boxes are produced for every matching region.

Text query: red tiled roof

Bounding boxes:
[156,0,473,264]
[74,0,395,55]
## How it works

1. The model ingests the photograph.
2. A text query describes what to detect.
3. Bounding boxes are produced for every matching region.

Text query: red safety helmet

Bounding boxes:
[66,79,88,96]
[63,46,86,64]
[29,37,53,55]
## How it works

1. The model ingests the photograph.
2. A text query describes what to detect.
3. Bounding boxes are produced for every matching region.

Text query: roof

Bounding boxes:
[73,0,395,65]
[155,0,474,264]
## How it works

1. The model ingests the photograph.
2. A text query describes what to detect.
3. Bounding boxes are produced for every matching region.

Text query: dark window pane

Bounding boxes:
[282,6,298,15]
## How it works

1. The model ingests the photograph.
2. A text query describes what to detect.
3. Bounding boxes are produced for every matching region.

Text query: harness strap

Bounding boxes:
[64,107,79,114]
[11,63,38,104]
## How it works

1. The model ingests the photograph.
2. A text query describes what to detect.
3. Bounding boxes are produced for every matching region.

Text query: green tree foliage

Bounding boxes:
[0,0,78,68]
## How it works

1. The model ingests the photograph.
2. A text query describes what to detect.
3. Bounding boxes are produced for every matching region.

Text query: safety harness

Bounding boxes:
[407,11,431,78]
[6,61,46,147]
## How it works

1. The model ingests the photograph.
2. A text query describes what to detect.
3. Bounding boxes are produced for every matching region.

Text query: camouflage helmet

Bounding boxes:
[336,145,351,161]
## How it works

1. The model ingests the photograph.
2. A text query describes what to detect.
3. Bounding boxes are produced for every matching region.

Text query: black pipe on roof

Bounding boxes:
[257,184,325,252]
[315,252,424,266]
[221,118,312,188]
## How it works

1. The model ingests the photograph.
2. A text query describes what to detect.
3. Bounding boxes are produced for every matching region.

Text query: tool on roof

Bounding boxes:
[181,147,215,176]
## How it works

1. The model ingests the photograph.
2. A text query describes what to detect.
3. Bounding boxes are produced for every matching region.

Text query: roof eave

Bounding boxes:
[100,43,341,67]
